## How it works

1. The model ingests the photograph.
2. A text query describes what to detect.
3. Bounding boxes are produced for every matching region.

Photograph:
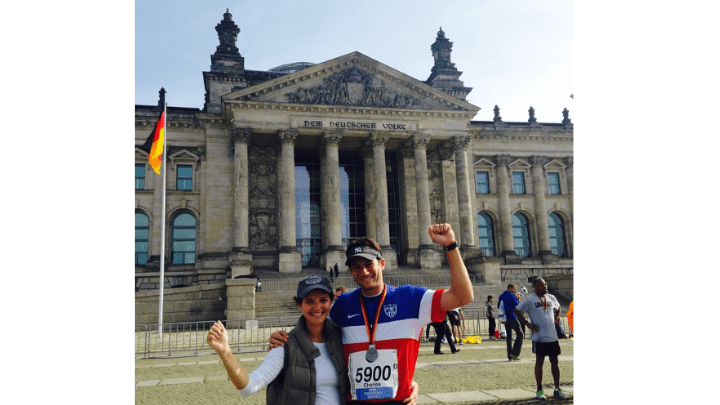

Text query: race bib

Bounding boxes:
[348,349,399,400]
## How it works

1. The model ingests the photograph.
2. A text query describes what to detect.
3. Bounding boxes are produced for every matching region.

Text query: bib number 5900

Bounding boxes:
[355,365,393,383]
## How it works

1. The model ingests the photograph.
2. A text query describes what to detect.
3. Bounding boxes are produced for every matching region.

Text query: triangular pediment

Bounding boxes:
[473,157,496,168]
[135,147,149,160]
[543,159,567,170]
[169,149,200,162]
[508,158,531,169]
[223,52,479,112]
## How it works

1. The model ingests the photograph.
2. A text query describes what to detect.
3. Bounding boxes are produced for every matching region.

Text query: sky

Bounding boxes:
[135,0,574,123]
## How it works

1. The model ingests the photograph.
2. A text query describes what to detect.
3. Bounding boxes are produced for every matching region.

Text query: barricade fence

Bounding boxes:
[260,273,485,292]
[136,309,571,359]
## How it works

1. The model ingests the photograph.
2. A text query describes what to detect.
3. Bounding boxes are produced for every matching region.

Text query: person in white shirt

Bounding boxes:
[514,277,570,401]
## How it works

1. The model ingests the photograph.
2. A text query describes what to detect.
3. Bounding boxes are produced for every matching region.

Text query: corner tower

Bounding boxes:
[203,9,245,113]
[426,27,472,101]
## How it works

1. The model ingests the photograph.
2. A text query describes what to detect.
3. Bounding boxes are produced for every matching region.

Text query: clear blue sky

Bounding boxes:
[135,0,574,123]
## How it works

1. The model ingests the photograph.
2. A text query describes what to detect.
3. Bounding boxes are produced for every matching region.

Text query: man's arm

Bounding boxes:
[427,224,474,311]
[513,307,538,332]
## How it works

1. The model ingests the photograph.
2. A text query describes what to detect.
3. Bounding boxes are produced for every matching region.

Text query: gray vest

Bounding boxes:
[266,316,348,405]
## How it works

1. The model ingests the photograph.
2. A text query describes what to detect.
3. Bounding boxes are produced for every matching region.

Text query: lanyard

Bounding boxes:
[359,285,387,346]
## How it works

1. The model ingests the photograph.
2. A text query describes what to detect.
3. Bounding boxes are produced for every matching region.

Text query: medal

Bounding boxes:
[360,285,387,364]
[366,344,378,362]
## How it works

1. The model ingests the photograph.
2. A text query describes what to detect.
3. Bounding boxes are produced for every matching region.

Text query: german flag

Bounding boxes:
[140,109,165,174]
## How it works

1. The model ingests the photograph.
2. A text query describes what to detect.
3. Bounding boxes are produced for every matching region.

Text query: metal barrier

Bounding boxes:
[137,310,572,358]
[260,273,485,292]
[135,317,300,359]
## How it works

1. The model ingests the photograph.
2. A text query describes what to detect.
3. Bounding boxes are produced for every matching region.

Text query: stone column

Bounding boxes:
[565,156,573,214]
[399,144,419,266]
[495,155,519,261]
[278,129,302,273]
[532,156,555,262]
[225,278,256,320]
[229,128,253,278]
[452,135,479,259]
[370,133,397,270]
[322,131,346,269]
[361,147,377,241]
[412,134,440,269]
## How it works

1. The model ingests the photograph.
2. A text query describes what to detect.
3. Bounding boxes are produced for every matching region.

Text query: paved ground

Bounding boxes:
[135,337,573,404]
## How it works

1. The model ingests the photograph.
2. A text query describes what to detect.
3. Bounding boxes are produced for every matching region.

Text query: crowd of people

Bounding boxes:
[206,222,573,403]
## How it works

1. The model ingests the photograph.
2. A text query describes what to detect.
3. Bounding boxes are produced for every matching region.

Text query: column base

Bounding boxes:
[501,251,523,264]
[229,252,253,279]
[475,257,502,286]
[225,278,256,320]
[325,248,347,274]
[279,249,302,273]
[540,251,559,264]
[416,246,441,271]
[459,244,481,260]
[381,246,398,271]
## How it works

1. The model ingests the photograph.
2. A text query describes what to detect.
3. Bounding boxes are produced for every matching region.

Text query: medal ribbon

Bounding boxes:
[540,295,547,311]
[359,285,387,347]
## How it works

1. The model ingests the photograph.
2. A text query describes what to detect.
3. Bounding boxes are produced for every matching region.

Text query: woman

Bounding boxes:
[206,274,418,404]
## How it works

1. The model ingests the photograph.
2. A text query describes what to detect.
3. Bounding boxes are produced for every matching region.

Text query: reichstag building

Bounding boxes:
[135,10,573,294]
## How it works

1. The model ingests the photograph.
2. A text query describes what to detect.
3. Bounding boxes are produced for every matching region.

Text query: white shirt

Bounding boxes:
[238,342,341,405]
[515,293,560,343]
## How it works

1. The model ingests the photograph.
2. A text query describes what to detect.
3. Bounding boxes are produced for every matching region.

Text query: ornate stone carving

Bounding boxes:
[285,66,421,108]
[528,106,538,125]
[531,156,546,166]
[322,130,343,146]
[370,133,389,148]
[411,134,430,149]
[495,154,509,166]
[451,136,471,151]
[215,9,240,56]
[248,146,278,250]
[278,129,298,143]
[231,127,251,144]
[493,105,503,124]
[562,108,572,126]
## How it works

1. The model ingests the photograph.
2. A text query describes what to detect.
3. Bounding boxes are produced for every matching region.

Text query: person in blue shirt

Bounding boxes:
[498,284,524,361]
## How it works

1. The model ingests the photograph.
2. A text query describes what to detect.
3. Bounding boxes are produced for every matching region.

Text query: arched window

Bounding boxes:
[512,213,532,258]
[172,212,196,264]
[548,213,567,257]
[135,212,149,265]
[477,212,495,256]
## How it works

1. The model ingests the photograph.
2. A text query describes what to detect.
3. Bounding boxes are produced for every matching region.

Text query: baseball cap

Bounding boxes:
[296,274,333,299]
[345,245,383,266]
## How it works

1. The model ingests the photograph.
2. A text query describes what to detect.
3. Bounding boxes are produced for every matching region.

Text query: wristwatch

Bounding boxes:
[443,241,458,251]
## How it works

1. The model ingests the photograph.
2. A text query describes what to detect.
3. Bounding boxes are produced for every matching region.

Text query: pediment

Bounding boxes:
[473,157,496,168]
[223,52,479,112]
[135,148,148,160]
[508,158,531,169]
[543,159,567,170]
[169,149,200,162]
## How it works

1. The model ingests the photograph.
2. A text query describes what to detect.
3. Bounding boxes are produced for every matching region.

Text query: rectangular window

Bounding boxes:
[135,164,145,190]
[512,172,526,194]
[547,172,561,195]
[177,165,193,190]
[476,171,490,194]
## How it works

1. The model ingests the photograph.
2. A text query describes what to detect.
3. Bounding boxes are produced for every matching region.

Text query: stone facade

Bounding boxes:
[135,11,573,322]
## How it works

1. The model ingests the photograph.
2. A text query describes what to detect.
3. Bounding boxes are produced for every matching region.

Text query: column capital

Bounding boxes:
[450,135,471,151]
[411,133,431,149]
[494,154,510,166]
[322,130,343,146]
[278,129,299,144]
[231,127,252,143]
[531,155,547,167]
[369,132,389,148]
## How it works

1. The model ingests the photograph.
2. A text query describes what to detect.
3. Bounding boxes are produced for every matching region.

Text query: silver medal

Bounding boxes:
[366,344,378,362]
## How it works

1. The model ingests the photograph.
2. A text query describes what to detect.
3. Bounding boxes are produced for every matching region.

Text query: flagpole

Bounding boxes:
[158,92,168,339]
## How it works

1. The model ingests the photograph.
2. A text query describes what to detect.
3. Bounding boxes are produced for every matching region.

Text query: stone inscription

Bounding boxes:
[301,120,409,130]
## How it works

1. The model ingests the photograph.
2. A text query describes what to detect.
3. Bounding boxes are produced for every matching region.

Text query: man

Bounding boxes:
[514,277,570,400]
[498,284,523,361]
[271,223,474,404]
[485,295,496,340]
[447,307,465,344]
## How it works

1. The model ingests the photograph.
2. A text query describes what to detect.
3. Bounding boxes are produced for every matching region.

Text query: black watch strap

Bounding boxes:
[443,241,458,251]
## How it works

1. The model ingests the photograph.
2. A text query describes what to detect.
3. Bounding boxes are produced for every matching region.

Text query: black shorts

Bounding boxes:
[448,311,460,325]
[532,340,561,357]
